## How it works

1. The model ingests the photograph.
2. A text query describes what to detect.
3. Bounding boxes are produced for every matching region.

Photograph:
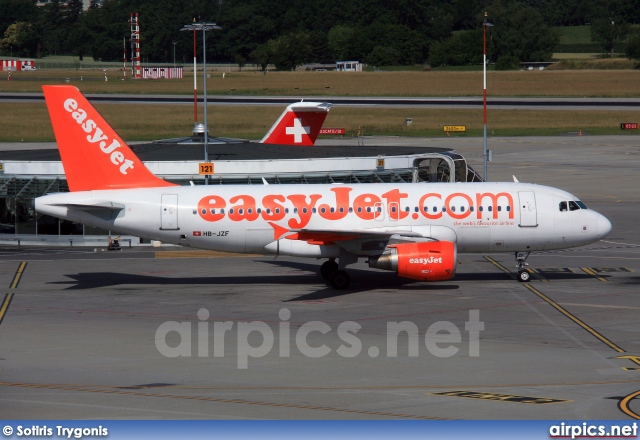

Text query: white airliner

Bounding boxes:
[35,86,612,289]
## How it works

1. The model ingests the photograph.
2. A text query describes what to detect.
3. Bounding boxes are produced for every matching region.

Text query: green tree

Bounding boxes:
[270,32,311,70]
[0,0,39,42]
[590,18,629,56]
[625,29,640,61]
[429,29,482,67]
[328,25,356,60]
[0,22,39,58]
[486,0,559,62]
[250,41,275,71]
[234,53,246,71]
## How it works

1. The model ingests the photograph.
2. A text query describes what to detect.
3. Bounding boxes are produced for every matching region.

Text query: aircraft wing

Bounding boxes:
[269,223,444,256]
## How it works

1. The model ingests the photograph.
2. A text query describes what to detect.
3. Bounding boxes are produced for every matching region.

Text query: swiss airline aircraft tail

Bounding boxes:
[42,85,176,192]
[260,102,332,146]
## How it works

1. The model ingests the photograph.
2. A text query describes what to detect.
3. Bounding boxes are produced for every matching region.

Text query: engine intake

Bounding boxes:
[369,241,457,281]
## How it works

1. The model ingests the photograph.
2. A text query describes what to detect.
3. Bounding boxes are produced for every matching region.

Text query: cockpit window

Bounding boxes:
[569,201,580,211]
[559,201,567,212]
[576,201,587,209]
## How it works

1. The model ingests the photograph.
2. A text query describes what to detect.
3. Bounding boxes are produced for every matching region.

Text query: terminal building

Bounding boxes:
[0,138,483,244]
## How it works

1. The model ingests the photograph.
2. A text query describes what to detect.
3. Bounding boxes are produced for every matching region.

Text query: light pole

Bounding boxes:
[180,21,221,186]
[483,12,494,182]
[172,41,177,68]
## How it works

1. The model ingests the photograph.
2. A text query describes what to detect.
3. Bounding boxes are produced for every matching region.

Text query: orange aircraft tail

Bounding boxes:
[42,85,176,191]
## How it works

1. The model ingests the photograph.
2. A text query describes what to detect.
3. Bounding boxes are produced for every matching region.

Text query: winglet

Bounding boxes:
[42,85,176,191]
[260,102,332,146]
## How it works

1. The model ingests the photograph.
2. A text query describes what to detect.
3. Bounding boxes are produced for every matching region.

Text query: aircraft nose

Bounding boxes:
[596,213,612,239]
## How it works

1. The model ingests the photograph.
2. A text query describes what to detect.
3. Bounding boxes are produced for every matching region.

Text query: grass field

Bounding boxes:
[1,103,638,142]
[2,69,640,97]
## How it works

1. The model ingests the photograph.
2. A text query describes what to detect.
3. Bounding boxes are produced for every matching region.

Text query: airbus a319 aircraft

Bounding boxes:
[35,86,612,289]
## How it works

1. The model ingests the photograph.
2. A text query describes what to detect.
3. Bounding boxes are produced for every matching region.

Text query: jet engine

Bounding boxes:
[368,241,457,281]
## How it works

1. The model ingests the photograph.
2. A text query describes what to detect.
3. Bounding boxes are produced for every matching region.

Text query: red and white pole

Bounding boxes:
[193,25,198,123]
[123,37,126,80]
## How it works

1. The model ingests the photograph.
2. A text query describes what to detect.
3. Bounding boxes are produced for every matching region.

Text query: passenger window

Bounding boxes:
[470,206,474,212]
[479,206,483,212]
[498,206,502,212]
[569,201,580,211]
[559,201,567,212]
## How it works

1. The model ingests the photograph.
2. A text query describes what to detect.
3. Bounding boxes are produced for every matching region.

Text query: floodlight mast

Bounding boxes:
[180,21,221,185]
[483,12,494,182]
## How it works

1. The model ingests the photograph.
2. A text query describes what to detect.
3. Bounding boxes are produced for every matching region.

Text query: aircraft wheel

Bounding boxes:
[320,260,338,280]
[517,270,531,282]
[330,270,350,290]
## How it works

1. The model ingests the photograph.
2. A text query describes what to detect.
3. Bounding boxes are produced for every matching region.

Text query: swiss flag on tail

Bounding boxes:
[42,85,176,192]
[260,102,332,146]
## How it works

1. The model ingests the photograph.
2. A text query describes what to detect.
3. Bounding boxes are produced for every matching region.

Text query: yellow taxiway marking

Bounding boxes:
[560,303,640,311]
[619,389,640,420]
[0,293,14,326]
[9,261,27,289]
[581,267,608,282]
[484,257,513,276]
[155,251,261,259]
[430,390,570,404]
[523,284,625,353]
[0,381,449,420]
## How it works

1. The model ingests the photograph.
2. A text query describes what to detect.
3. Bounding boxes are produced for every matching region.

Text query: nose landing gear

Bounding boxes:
[515,251,531,282]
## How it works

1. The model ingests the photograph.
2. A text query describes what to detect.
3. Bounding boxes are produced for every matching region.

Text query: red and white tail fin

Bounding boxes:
[42,85,176,192]
[260,101,332,146]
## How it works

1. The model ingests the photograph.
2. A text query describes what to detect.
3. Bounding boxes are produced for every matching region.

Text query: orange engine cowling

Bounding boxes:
[368,241,457,281]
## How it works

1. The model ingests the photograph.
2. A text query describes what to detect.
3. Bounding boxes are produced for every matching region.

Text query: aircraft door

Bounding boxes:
[388,202,400,221]
[374,202,385,221]
[161,194,179,230]
[518,191,538,227]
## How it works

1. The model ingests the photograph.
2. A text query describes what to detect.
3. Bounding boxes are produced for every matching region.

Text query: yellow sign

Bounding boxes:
[443,125,466,132]
[0,163,3,173]
[376,158,385,168]
[199,163,214,175]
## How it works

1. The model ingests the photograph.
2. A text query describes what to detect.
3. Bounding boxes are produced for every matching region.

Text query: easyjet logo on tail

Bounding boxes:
[63,98,135,175]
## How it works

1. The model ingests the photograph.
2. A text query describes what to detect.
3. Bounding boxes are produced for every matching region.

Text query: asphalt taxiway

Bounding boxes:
[0,135,638,420]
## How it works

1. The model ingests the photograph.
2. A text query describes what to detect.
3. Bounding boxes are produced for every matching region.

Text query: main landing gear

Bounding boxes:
[515,251,531,282]
[320,259,350,289]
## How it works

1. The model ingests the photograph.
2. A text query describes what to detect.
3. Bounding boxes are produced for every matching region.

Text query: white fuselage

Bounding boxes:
[35,182,612,256]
